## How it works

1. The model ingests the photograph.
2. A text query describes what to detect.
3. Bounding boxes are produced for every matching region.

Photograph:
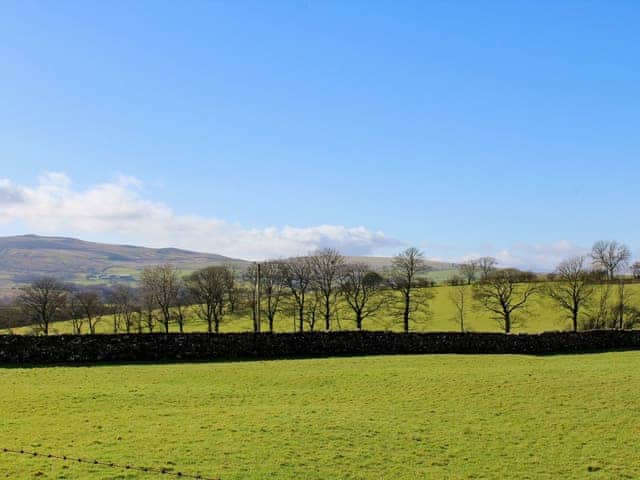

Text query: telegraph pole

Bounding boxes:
[254,262,261,333]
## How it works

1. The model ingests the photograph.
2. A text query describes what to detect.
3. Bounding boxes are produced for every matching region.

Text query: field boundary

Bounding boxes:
[0,447,219,479]
[1,330,640,364]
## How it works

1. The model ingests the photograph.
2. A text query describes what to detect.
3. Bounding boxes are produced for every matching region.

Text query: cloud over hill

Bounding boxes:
[0,172,400,260]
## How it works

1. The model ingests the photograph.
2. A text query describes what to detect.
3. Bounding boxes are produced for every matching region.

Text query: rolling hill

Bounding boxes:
[0,235,247,298]
[343,255,456,271]
[0,235,459,299]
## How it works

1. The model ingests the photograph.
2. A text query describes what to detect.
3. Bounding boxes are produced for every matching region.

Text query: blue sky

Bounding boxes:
[1,1,639,268]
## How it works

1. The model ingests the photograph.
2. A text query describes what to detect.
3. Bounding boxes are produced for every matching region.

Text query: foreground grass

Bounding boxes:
[1,353,639,479]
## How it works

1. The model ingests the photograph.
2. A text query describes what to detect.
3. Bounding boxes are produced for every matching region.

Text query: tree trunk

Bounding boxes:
[619,310,624,330]
[252,306,258,333]
[298,305,304,333]
[504,312,511,333]
[403,293,410,333]
[324,299,331,331]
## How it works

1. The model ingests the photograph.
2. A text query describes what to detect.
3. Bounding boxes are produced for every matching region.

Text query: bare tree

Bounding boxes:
[186,266,233,333]
[109,284,137,333]
[477,257,498,280]
[141,264,179,333]
[249,261,286,333]
[546,256,595,332]
[282,256,313,332]
[140,289,157,333]
[244,263,263,333]
[0,304,21,331]
[612,281,635,329]
[66,291,84,334]
[173,281,191,333]
[305,288,322,332]
[133,301,144,333]
[16,277,67,335]
[459,260,479,285]
[447,275,465,286]
[340,263,386,330]
[310,248,345,331]
[224,264,241,314]
[473,269,538,333]
[389,247,428,332]
[584,284,612,330]
[227,281,241,315]
[74,290,105,334]
[632,262,640,280]
[448,285,467,332]
[591,240,631,280]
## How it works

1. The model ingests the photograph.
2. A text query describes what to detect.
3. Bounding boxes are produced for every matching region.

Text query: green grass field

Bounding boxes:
[1,353,639,479]
[6,283,640,335]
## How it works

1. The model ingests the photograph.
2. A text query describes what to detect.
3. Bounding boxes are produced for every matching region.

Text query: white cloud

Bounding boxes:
[0,172,400,260]
[0,173,608,270]
[454,240,588,271]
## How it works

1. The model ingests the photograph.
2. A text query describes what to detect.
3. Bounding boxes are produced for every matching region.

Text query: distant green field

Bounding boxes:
[1,353,639,479]
[6,283,640,335]
[424,267,461,283]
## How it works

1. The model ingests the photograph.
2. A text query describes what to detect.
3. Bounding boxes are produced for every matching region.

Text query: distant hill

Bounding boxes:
[0,235,247,299]
[0,235,460,299]
[343,255,460,284]
[343,255,456,271]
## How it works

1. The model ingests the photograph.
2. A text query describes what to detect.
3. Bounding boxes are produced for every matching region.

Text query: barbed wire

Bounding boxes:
[1,447,220,480]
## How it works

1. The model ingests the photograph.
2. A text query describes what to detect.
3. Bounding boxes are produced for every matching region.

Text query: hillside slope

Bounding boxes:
[0,235,247,298]
[343,255,456,271]
[0,235,459,299]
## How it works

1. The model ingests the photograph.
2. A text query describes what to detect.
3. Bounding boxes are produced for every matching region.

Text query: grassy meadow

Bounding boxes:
[5,282,640,335]
[1,353,639,479]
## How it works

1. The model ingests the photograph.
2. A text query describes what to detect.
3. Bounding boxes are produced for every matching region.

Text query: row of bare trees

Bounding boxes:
[245,247,434,333]
[448,240,639,333]
[545,242,640,331]
[9,265,237,335]
[13,277,108,335]
[9,247,437,335]
[8,240,638,335]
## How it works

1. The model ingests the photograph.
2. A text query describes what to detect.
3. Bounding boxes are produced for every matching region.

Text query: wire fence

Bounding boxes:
[1,447,220,480]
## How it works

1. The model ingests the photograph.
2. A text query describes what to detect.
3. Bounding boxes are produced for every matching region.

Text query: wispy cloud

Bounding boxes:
[456,241,587,271]
[0,172,400,260]
[418,240,589,272]
[0,173,608,270]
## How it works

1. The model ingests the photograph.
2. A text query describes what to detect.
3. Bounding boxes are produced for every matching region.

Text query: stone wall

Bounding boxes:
[1,330,640,364]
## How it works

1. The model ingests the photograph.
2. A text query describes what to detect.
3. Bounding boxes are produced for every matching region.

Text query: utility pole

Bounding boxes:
[254,262,261,332]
